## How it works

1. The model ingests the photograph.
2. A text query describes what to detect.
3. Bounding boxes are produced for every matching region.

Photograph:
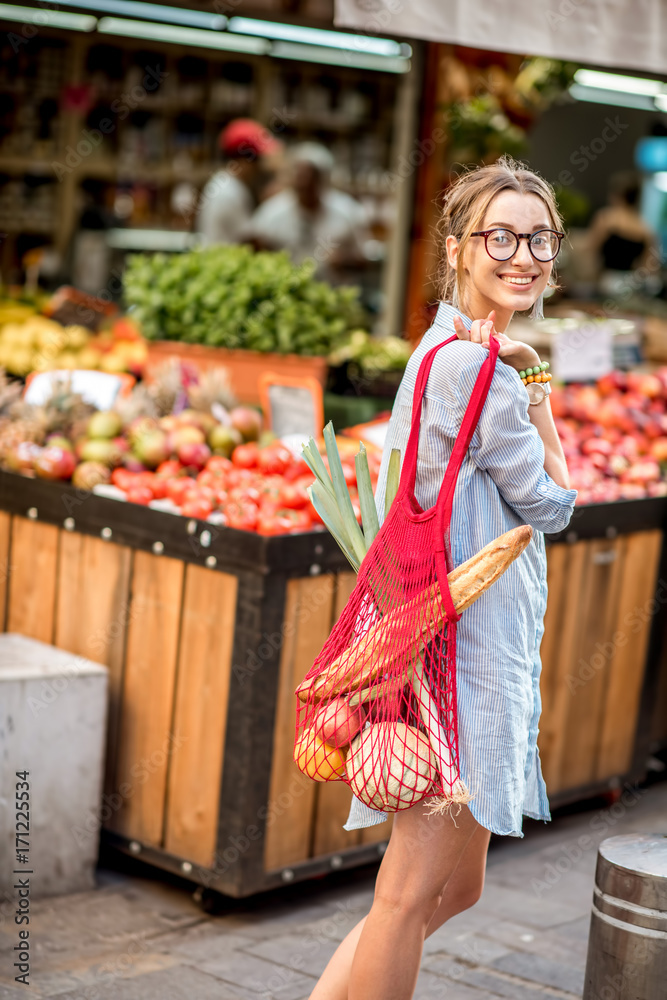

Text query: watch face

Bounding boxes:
[526,382,546,404]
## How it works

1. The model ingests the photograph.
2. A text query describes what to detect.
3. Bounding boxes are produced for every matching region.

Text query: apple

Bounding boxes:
[72,461,111,490]
[207,423,242,457]
[314,698,367,749]
[177,440,211,470]
[87,410,122,440]
[230,406,262,442]
[33,446,76,480]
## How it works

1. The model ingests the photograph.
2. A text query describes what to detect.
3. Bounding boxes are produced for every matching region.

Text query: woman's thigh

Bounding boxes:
[373,802,487,912]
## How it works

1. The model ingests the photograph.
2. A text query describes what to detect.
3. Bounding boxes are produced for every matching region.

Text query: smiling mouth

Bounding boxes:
[498,274,539,286]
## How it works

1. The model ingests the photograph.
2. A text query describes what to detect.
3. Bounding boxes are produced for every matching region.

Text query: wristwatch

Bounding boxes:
[525,381,552,406]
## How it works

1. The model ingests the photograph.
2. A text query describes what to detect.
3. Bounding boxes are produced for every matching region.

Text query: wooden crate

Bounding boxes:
[144,341,328,406]
[0,470,665,896]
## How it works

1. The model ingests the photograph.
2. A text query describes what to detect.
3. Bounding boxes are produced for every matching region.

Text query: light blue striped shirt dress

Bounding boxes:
[344,302,578,837]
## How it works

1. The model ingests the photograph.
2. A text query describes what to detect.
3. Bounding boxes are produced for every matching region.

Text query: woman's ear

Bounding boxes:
[445,234,459,270]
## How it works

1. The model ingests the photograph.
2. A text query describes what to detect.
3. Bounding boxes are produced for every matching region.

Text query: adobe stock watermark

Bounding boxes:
[51,66,168,181]
[545,0,587,30]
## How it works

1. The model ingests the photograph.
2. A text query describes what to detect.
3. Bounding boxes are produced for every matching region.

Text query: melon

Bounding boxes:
[346,722,437,811]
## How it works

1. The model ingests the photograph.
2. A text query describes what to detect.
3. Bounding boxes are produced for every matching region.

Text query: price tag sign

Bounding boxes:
[24,370,134,410]
[259,373,324,441]
[551,320,614,382]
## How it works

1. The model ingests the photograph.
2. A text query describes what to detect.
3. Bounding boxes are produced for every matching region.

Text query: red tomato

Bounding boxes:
[279,481,309,509]
[126,485,153,506]
[206,455,233,475]
[257,444,292,476]
[283,456,310,481]
[155,459,183,479]
[166,476,195,506]
[183,484,217,507]
[228,485,261,505]
[258,507,311,535]
[231,443,259,469]
[180,497,213,520]
[197,468,223,489]
[341,462,356,487]
[214,487,229,506]
[150,476,169,500]
[225,500,259,532]
[111,467,134,491]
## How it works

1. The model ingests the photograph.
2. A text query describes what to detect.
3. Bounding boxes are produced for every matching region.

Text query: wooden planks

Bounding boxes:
[54,532,133,797]
[110,551,184,845]
[596,530,661,778]
[0,511,10,631]
[264,574,337,872]
[164,564,238,868]
[6,517,59,643]
[540,532,662,795]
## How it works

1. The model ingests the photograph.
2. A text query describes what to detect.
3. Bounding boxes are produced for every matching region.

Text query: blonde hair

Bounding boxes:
[436,155,564,308]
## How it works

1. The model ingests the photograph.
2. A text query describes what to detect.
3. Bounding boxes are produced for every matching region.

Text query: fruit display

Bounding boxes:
[550,369,667,505]
[122,245,367,355]
[0,313,147,377]
[0,360,381,535]
[328,329,413,375]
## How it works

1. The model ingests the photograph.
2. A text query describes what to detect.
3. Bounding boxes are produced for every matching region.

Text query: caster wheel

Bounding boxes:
[193,886,224,914]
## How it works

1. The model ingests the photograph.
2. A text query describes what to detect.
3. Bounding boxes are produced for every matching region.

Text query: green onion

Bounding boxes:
[355,443,379,548]
[323,422,367,566]
[385,448,401,518]
[308,483,360,572]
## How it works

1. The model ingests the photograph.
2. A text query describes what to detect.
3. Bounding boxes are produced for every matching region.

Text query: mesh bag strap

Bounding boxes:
[400,335,457,498]
[435,336,499,619]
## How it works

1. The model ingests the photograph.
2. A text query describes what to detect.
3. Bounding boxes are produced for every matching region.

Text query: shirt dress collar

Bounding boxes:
[431,300,473,336]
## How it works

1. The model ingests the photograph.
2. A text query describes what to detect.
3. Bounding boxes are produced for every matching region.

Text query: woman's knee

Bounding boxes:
[373,883,445,926]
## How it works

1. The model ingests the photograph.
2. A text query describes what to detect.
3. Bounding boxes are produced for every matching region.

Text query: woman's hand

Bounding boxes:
[452,311,541,373]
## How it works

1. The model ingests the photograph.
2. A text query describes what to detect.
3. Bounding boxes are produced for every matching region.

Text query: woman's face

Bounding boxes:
[449,190,555,327]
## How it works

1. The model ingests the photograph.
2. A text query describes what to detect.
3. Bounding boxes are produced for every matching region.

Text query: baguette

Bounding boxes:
[296,524,532,703]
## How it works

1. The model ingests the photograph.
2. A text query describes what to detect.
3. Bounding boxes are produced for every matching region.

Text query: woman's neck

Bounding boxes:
[460,292,513,333]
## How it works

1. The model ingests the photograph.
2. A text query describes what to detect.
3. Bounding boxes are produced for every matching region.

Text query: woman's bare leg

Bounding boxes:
[309,806,491,1000]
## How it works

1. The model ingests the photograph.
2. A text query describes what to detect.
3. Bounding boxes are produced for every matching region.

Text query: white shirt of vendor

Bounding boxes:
[195,169,253,246]
[248,187,366,276]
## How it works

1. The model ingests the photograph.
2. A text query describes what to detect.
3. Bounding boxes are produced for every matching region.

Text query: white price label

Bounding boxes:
[551,321,614,382]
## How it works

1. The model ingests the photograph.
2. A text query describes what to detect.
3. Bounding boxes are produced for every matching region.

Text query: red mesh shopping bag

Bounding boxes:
[294,333,500,813]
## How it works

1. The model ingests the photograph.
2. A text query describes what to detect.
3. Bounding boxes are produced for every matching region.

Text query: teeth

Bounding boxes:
[500,276,534,285]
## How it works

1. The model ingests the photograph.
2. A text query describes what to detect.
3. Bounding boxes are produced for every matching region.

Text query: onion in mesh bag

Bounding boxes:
[346,722,438,811]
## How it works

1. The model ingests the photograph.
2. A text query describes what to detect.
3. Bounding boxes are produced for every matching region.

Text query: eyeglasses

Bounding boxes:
[470,228,565,262]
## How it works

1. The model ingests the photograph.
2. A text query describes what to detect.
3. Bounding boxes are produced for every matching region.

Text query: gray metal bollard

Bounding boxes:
[583,833,667,1000]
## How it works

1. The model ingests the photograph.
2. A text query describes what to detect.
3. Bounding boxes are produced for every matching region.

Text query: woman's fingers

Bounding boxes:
[452,316,470,340]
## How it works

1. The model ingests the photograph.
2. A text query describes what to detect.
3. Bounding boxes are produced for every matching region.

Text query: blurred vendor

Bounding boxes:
[248,142,368,281]
[587,171,659,297]
[195,119,281,246]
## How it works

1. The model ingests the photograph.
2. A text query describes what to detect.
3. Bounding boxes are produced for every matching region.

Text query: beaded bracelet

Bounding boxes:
[519,361,552,386]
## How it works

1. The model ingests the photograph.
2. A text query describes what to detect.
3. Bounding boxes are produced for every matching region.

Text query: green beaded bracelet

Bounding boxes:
[519,370,526,379]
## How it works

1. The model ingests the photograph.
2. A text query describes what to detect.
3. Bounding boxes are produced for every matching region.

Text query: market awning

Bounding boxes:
[334,0,667,75]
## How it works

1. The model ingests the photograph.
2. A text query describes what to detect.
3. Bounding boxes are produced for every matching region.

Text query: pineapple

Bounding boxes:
[187,366,237,416]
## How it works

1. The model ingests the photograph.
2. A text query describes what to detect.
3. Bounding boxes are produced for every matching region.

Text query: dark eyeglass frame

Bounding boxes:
[470,228,565,262]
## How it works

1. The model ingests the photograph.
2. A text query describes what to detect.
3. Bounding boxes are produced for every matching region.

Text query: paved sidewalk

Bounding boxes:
[2,778,666,1000]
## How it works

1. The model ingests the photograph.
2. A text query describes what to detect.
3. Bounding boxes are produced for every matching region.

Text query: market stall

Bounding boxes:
[1,358,666,895]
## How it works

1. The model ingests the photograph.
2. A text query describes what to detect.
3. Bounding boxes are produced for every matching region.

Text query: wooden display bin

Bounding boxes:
[144,341,328,406]
[0,470,665,897]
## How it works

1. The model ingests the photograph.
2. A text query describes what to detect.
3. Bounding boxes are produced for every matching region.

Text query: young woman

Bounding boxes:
[309,157,577,1000]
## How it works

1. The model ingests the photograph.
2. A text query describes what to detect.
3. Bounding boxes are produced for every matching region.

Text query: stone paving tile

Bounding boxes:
[490,950,585,996]
[464,967,580,999]
[194,949,317,999]
[151,922,256,961]
[423,928,511,966]
[480,919,588,967]
[0,885,201,965]
[241,930,341,979]
[413,968,497,999]
[470,881,585,929]
[0,986,45,999]
[10,951,179,998]
[47,963,245,1000]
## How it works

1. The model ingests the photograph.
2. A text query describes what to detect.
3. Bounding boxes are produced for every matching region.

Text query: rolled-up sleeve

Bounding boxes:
[456,357,578,534]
